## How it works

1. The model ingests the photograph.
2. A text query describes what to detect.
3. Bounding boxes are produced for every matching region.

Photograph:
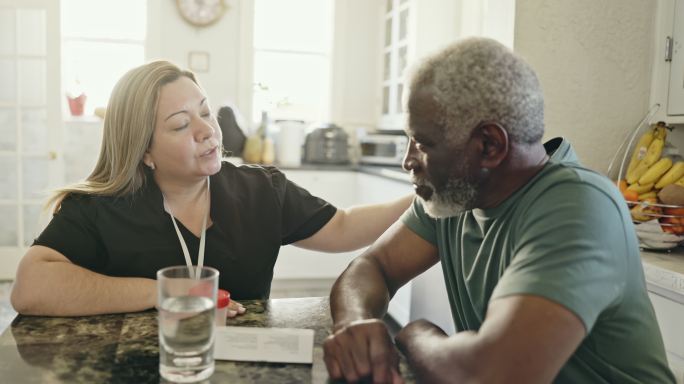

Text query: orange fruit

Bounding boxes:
[618,179,628,193]
[623,189,639,202]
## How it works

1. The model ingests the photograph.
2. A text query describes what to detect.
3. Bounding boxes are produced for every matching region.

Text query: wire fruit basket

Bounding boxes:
[608,104,684,250]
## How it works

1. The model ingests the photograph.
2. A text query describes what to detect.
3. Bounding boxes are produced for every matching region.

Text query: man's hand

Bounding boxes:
[323,319,404,384]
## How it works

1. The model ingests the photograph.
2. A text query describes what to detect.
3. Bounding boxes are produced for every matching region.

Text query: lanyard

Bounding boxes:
[163,177,210,279]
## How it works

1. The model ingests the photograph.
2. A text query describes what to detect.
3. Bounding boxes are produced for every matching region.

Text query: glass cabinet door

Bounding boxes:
[0,1,62,278]
[379,0,411,130]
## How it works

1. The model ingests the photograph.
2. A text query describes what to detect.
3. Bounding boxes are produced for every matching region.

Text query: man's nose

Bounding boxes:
[403,142,418,172]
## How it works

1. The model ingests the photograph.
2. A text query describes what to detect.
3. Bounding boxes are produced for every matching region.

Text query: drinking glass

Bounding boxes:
[158,266,219,383]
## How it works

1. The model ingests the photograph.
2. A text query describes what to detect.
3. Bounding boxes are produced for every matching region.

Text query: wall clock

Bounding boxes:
[176,0,227,28]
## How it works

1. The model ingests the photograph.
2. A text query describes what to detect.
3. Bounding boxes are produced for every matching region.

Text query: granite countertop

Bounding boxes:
[0,297,415,384]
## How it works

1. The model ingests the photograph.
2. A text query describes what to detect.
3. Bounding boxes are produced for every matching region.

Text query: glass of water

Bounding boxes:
[157,265,219,383]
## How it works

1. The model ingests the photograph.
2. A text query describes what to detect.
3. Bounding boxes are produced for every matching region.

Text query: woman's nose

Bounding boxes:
[196,118,216,142]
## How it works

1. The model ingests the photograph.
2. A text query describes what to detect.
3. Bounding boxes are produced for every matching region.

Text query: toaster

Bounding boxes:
[303,123,350,164]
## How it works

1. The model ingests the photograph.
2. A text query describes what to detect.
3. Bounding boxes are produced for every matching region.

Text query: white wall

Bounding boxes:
[147,0,381,131]
[147,0,243,118]
[514,0,656,172]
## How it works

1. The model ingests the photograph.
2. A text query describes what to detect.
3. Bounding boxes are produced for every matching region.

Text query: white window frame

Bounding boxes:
[238,0,334,128]
[60,0,146,119]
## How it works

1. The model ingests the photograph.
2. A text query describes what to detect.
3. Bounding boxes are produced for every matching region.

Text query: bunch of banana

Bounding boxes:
[626,122,668,185]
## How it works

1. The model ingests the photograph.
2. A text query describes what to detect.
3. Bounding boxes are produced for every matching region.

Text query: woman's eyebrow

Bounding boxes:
[164,98,207,121]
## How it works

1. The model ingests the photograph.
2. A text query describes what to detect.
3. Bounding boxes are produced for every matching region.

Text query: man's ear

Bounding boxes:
[476,122,509,169]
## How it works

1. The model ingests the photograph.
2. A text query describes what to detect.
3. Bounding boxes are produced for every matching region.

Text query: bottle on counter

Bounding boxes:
[215,289,231,327]
[243,111,276,164]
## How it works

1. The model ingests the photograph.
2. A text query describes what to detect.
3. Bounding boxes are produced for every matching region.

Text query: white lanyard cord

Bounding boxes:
[164,177,210,279]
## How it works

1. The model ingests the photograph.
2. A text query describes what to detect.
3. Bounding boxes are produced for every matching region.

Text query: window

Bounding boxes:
[252,0,333,124]
[61,0,146,117]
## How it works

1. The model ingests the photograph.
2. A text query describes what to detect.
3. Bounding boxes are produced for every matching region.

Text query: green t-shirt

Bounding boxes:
[401,138,675,383]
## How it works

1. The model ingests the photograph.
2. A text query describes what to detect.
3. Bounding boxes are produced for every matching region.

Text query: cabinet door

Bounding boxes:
[649,292,684,383]
[668,0,684,115]
[378,0,411,130]
[274,170,360,281]
[0,0,62,279]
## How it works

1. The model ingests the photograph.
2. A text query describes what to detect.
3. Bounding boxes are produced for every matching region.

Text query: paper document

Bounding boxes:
[213,326,315,364]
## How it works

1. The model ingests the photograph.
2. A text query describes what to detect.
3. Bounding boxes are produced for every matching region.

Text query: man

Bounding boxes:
[323,37,675,384]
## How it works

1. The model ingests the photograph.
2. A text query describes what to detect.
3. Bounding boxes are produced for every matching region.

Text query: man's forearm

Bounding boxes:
[396,320,488,383]
[330,255,394,330]
[12,260,157,316]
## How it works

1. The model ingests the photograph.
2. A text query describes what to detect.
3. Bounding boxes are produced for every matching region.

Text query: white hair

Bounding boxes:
[407,37,544,145]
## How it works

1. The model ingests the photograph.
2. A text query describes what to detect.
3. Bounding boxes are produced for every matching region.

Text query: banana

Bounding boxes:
[654,121,668,140]
[630,198,661,222]
[676,175,684,188]
[627,161,650,185]
[627,182,655,194]
[639,157,673,185]
[626,127,654,175]
[641,138,665,167]
[638,191,658,200]
[655,161,684,189]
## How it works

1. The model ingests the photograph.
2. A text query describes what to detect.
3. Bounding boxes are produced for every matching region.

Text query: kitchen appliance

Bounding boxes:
[276,120,306,167]
[359,134,408,166]
[303,123,350,164]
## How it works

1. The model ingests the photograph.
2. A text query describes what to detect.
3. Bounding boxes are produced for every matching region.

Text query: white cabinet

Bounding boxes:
[274,170,360,282]
[276,169,454,332]
[651,0,684,123]
[649,292,684,383]
[376,0,460,131]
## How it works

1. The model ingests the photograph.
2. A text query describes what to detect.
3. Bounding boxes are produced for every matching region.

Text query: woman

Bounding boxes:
[10,61,412,317]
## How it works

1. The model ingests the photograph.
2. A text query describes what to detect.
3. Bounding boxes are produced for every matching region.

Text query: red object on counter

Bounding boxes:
[67,94,86,116]
[217,289,230,308]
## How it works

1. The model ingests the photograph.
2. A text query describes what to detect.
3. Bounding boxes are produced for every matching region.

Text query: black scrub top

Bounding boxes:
[33,162,337,299]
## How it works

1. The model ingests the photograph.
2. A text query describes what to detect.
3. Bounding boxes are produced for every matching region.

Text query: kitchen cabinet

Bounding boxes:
[276,169,454,332]
[376,0,460,131]
[649,292,684,383]
[651,0,684,123]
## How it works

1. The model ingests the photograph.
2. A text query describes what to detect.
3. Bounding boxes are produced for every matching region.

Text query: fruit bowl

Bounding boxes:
[628,200,684,250]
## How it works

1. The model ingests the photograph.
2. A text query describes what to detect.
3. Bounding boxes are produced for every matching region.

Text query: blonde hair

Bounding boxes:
[407,37,544,145]
[48,61,198,211]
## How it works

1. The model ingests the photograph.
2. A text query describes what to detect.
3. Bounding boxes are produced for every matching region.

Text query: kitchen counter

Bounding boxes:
[280,164,684,303]
[641,249,684,304]
[0,297,416,383]
[279,163,411,184]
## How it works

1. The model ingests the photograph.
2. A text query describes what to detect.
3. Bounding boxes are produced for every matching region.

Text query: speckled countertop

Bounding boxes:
[0,297,415,384]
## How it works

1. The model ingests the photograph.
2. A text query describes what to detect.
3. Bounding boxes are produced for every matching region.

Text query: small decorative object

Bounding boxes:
[66,79,86,116]
[67,93,86,116]
[176,0,227,28]
[188,51,210,73]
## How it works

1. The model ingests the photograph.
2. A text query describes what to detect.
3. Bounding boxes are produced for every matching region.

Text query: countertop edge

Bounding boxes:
[277,165,684,304]
[641,250,684,304]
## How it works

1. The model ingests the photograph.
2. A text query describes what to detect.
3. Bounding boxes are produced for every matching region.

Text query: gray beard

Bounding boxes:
[420,177,478,219]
